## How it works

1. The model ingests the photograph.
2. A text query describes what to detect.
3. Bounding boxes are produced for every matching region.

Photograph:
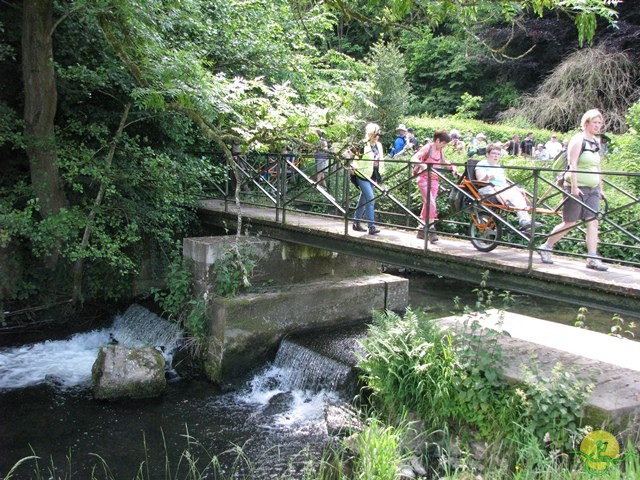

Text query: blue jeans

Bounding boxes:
[355,177,376,228]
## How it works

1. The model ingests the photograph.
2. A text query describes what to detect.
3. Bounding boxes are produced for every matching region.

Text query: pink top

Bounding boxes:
[414,145,452,177]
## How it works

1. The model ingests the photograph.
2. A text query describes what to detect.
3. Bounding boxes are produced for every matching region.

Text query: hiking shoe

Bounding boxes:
[416,229,425,240]
[368,227,381,235]
[586,258,608,271]
[352,222,366,232]
[538,249,553,264]
[519,219,542,230]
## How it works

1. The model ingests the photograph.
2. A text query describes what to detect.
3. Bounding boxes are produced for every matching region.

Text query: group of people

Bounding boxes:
[348,108,609,271]
[468,131,566,162]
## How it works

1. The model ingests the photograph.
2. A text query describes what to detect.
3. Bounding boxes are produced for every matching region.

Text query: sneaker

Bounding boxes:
[519,219,542,230]
[538,249,553,264]
[352,222,366,232]
[368,227,381,235]
[586,257,608,271]
[416,229,425,240]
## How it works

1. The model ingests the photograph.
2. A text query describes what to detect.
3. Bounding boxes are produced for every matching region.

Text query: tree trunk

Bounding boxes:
[22,0,67,268]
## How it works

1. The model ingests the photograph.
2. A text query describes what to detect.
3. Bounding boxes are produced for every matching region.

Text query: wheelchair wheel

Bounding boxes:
[469,211,502,252]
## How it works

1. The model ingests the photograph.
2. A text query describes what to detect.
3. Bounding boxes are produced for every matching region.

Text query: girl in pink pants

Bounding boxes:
[411,130,459,240]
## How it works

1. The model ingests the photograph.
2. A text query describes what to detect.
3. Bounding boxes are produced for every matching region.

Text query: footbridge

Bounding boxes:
[198,151,640,317]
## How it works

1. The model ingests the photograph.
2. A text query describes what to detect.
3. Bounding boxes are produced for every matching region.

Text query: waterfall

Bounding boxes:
[111,304,182,353]
[236,330,364,429]
[272,339,356,393]
[0,304,182,391]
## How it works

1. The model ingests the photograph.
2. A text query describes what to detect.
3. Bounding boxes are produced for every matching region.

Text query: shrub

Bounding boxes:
[358,276,596,468]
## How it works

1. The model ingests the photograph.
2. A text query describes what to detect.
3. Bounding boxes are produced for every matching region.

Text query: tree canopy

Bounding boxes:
[0,0,631,316]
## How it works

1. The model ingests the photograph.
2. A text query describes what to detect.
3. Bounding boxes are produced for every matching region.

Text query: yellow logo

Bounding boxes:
[578,430,620,475]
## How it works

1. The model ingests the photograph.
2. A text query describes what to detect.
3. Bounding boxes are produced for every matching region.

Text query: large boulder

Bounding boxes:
[92,345,166,400]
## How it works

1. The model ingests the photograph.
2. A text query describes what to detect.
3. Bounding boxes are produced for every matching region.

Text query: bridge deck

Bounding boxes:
[199,199,640,317]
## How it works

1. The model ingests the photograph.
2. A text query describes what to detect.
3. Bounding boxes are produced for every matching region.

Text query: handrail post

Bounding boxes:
[343,162,351,235]
[281,153,288,224]
[275,154,283,223]
[527,168,541,271]
[406,160,413,228]
[422,163,432,250]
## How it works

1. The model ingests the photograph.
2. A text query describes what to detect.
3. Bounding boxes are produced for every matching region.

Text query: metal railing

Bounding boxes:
[206,152,640,270]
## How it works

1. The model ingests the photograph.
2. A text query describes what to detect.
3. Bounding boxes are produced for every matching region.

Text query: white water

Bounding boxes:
[233,338,353,429]
[0,328,112,390]
[0,314,353,444]
[0,305,181,391]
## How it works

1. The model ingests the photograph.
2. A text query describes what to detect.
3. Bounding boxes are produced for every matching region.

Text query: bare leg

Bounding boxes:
[586,219,599,255]
[545,220,576,248]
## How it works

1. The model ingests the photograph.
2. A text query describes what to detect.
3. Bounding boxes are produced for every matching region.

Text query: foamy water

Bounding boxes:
[0,305,182,391]
[235,361,342,430]
[0,328,112,390]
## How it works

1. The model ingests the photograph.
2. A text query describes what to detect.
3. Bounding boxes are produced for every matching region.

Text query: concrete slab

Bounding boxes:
[210,274,409,380]
[184,235,381,295]
[438,310,640,434]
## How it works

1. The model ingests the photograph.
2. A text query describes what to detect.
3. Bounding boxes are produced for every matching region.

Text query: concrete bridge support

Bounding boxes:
[183,236,409,382]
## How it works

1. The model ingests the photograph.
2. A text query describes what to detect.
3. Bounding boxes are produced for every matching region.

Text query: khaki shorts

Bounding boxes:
[562,186,601,222]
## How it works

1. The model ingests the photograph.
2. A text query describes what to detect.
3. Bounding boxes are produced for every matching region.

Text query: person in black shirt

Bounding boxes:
[520,132,535,157]
[506,134,520,156]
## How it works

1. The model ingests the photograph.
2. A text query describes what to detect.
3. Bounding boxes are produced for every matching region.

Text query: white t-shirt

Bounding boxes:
[475,159,506,187]
[545,139,562,158]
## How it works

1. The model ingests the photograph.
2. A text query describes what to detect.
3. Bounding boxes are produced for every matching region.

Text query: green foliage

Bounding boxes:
[453,92,483,120]
[519,361,594,450]
[152,244,193,319]
[574,306,589,329]
[358,275,597,468]
[358,308,456,424]
[449,315,519,439]
[151,244,209,355]
[401,29,482,117]
[404,115,560,148]
[212,242,257,298]
[364,40,411,140]
[350,419,406,480]
[609,313,636,339]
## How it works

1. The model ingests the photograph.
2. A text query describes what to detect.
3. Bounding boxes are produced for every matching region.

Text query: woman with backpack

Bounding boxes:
[537,109,608,271]
[351,123,384,235]
[410,130,460,241]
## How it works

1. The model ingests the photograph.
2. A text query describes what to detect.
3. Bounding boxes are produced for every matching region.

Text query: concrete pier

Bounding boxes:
[183,236,409,382]
[439,310,640,436]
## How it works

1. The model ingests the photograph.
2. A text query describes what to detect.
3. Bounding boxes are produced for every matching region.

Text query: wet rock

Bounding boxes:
[324,402,361,437]
[91,345,166,400]
[44,374,65,388]
[398,465,416,478]
[261,391,294,416]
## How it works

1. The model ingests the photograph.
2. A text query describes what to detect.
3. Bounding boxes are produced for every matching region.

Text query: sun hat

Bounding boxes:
[477,132,486,139]
[396,124,408,132]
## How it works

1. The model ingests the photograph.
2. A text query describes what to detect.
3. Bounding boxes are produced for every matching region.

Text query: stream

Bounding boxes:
[1,273,636,479]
